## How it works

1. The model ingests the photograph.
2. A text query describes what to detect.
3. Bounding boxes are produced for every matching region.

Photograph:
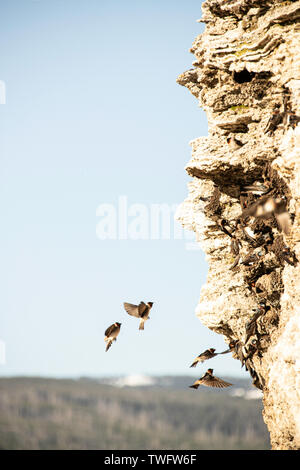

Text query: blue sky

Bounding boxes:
[0,0,249,379]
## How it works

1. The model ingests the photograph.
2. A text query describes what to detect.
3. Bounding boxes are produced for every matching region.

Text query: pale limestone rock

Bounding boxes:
[176,0,300,450]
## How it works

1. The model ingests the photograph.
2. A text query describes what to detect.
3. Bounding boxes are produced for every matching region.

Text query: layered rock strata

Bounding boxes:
[176,0,300,450]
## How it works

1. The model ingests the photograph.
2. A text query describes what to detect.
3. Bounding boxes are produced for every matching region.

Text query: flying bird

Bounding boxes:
[189,369,233,389]
[189,348,217,368]
[123,301,154,330]
[104,322,121,352]
[229,340,246,365]
[189,346,232,368]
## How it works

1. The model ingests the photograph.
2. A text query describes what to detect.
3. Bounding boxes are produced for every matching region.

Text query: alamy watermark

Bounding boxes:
[0,340,6,365]
[0,80,6,104]
[96,196,201,250]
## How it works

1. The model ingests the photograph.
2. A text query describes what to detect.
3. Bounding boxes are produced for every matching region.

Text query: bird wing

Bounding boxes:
[105,324,115,337]
[138,302,148,316]
[124,302,142,318]
[200,375,232,388]
[211,377,233,388]
[199,350,217,362]
[199,375,215,387]
[189,354,210,367]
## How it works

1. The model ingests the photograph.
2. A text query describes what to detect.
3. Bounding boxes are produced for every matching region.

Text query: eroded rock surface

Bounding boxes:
[176,0,300,450]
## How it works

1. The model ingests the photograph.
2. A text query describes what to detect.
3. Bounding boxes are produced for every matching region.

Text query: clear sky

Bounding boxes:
[0,0,249,379]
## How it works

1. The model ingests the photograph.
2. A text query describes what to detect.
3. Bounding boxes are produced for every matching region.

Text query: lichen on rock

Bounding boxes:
[176,0,300,450]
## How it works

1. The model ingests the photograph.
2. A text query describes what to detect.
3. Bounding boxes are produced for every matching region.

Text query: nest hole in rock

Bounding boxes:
[233,69,255,84]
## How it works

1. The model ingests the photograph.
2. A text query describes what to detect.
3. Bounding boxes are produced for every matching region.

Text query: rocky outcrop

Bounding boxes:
[176,0,300,450]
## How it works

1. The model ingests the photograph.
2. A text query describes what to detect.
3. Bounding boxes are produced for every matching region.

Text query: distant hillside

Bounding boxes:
[0,377,270,450]
[94,374,263,397]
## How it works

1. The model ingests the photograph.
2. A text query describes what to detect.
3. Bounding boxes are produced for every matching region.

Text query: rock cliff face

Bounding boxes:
[176,0,300,450]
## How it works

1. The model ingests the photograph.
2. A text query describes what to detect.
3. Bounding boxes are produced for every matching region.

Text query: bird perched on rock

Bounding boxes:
[230,254,241,271]
[270,235,297,266]
[123,301,154,330]
[241,183,270,196]
[104,322,121,352]
[218,218,234,238]
[231,236,241,256]
[204,187,222,217]
[226,135,244,151]
[229,340,240,356]
[219,345,233,355]
[264,105,284,135]
[230,340,246,366]
[287,110,300,129]
[236,221,257,245]
[189,369,233,389]
[244,312,262,344]
[241,250,264,266]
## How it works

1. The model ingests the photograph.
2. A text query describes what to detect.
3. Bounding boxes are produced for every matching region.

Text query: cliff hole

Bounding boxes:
[233,69,255,84]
